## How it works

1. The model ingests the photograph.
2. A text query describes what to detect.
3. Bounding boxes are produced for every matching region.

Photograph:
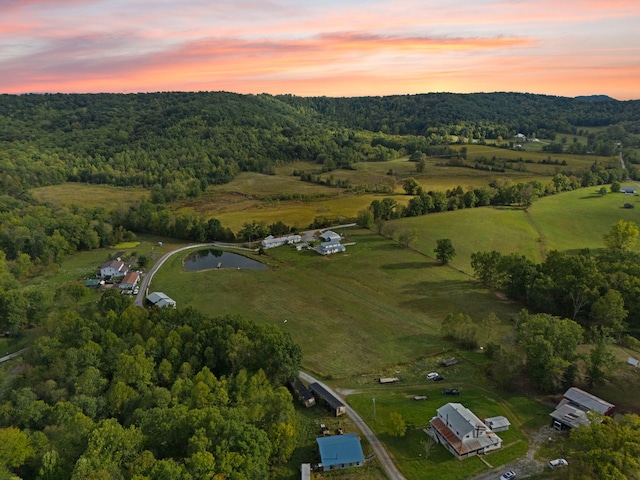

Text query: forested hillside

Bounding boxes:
[2,92,640,199]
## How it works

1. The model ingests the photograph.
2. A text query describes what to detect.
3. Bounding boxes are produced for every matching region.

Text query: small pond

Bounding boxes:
[183,249,268,271]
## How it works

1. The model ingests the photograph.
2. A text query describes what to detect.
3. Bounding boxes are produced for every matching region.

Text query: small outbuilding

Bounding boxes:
[320,230,341,242]
[620,186,637,194]
[628,357,639,367]
[441,357,458,367]
[316,433,364,472]
[309,382,346,416]
[379,377,401,384]
[300,463,311,480]
[484,416,511,432]
[146,291,177,309]
[289,379,316,408]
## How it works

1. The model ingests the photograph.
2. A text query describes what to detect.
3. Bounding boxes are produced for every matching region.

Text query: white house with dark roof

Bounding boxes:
[99,260,128,279]
[429,403,502,459]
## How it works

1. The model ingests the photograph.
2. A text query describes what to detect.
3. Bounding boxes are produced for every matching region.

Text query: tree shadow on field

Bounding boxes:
[372,242,403,251]
[564,247,606,256]
[381,261,434,270]
[579,192,608,199]
[400,279,475,312]
[493,206,525,211]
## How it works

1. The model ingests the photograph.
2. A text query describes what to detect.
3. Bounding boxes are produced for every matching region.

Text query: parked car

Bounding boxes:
[548,458,568,468]
[499,471,516,480]
[426,372,439,379]
[133,287,139,295]
[433,374,445,381]
[443,388,460,396]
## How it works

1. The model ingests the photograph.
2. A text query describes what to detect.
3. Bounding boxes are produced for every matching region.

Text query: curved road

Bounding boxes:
[133,242,255,307]
[299,371,407,480]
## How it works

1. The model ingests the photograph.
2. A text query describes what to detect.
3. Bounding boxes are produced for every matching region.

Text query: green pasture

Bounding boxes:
[527,186,640,253]
[31,183,149,208]
[395,207,541,275]
[464,144,605,170]
[149,229,521,379]
[391,186,640,276]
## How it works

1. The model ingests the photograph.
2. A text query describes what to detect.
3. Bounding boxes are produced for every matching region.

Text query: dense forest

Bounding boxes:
[2,92,640,198]
[0,294,302,479]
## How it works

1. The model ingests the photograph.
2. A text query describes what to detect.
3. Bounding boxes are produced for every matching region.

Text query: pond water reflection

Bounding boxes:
[183,249,268,271]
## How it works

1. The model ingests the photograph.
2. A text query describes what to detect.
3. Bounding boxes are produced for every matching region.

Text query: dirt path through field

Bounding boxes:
[523,209,546,260]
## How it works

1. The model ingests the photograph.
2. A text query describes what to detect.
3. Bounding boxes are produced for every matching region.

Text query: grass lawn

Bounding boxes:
[344,349,551,480]
[149,228,522,379]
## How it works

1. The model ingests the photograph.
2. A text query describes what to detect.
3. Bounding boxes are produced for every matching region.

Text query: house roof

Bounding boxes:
[561,387,614,414]
[436,403,480,438]
[484,416,511,429]
[316,434,364,468]
[550,403,590,429]
[308,382,345,410]
[146,292,175,306]
[290,379,314,403]
[120,271,139,285]
[100,260,126,270]
[430,404,502,456]
[320,230,341,242]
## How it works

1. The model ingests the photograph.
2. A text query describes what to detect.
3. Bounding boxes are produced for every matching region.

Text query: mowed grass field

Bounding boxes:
[394,185,640,275]
[150,229,521,379]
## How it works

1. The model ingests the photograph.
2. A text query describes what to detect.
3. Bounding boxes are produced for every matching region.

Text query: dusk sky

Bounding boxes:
[1,0,639,99]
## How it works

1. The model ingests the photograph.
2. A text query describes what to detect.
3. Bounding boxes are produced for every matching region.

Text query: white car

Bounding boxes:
[499,471,516,480]
[426,372,439,379]
[548,458,568,468]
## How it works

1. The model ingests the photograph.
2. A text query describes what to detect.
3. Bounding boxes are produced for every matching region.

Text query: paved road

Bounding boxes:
[0,348,27,363]
[133,242,255,307]
[299,371,407,480]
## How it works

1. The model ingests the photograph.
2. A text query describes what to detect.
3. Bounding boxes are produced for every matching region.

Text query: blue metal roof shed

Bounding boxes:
[316,433,364,471]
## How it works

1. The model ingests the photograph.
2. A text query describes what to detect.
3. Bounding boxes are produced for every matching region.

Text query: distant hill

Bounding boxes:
[574,94,618,102]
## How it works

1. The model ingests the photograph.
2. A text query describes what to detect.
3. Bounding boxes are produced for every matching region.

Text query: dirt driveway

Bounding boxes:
[468,425,559,480]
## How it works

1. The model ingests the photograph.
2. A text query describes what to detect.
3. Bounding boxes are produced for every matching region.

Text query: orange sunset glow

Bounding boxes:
[1,0,638,99]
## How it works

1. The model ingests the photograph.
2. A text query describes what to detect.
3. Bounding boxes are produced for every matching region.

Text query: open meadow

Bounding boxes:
[150,228,521,379]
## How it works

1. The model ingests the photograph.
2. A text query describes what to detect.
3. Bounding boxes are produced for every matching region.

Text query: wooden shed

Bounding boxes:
[289,379,316,408]
[309,382,346,416]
